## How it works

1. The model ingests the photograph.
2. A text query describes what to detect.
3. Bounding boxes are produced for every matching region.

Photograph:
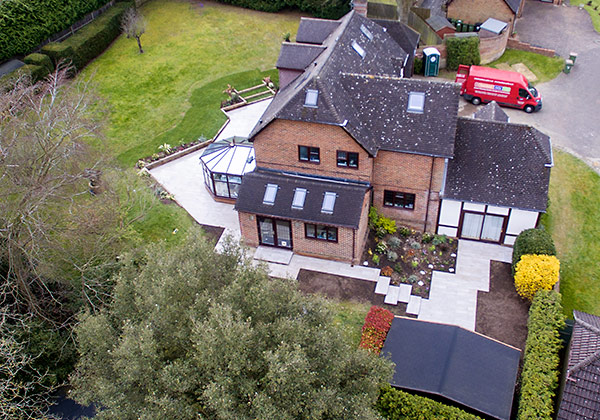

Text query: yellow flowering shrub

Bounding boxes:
[514,254,560,301]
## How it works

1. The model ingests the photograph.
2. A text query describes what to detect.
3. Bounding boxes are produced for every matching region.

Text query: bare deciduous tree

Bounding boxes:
[121,8,147,54]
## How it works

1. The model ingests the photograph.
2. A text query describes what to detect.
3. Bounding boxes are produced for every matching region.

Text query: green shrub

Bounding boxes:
[388,237,402,249]
[24,53,54,73]
[376,385,483,420]
[369,207,397,236]
[413,56,424,75]
[375,241,388,254]
[41,43,75,67]
[20,64,49,83]
[0,0,113,61]
[514,255,560,301]
[517,290,565,420]
[446,36,480,71]
[512,228,556,275]
[212,0,351,19]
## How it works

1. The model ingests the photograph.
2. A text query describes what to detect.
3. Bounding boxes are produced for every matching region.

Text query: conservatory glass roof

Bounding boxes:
[200,137,256,176]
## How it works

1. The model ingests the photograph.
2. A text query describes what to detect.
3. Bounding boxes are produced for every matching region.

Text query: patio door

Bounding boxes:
[257,217,292,249]
[460,212,506,243]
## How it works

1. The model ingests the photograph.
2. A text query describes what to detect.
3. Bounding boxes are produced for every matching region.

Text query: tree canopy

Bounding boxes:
[72,232,393,419]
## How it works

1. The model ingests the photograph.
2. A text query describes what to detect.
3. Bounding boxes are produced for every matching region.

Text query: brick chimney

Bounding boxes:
[352,0,368,17]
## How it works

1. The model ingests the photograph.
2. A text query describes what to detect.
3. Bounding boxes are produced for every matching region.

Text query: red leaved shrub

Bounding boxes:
[359,306,394,354]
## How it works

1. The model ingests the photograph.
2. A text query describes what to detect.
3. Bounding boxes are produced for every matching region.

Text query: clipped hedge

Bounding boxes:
[377,385,483,420]
[0,0,113,61]
[359,306,394,354]
[212,0,351,19]
[41,3,130,72]
[512,228,556,275]
[24,53,54,73]
[446,36,480,71]
[514,255,560,301]
[517,290,565,420]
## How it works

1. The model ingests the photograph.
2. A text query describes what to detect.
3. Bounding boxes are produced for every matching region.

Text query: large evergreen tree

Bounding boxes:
[72,232,392,419]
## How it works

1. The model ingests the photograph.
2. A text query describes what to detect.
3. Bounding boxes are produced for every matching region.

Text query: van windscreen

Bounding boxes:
[528,84,538,97]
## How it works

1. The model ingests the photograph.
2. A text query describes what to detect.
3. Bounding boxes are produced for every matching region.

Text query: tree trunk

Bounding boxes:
[136,36,144,54]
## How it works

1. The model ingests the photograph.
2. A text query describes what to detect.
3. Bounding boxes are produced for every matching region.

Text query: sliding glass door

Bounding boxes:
[460,212,505,243]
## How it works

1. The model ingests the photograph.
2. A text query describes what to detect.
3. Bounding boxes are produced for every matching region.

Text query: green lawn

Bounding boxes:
[576,0,600,33]
[488,49,564,84]
[82,0,301,166]
[330,301,371,346]
[541,150,600,317]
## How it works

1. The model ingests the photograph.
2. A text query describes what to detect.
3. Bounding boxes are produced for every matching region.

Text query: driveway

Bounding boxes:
[502,1,600,171]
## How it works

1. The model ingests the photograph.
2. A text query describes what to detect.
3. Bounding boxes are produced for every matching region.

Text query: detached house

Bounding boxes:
[234,10,551,263]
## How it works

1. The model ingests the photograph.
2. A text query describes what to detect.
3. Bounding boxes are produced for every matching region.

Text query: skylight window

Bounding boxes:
[360,24,373,41]
[292,188,307,210]
[304,89,319,107]
[351,40,365,59]
[407,92,426,113]
[263,184,278,205]
[321,192,337,214]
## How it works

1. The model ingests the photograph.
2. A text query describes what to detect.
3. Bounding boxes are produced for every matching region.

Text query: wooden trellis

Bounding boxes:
[222,80,277,111]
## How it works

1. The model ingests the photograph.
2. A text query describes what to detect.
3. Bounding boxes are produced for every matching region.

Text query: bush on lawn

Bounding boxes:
[512,228,556,275]
[212,0,351,19]
[0,0,113,61]
[376,385,483,420]
[514,254,560,301]
[517,290,565,420]
[446,36,480,71]
[359,306,394,354]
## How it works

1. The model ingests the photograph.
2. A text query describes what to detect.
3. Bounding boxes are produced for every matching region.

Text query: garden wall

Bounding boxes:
[478,29,510,63]
[507,37,556,57]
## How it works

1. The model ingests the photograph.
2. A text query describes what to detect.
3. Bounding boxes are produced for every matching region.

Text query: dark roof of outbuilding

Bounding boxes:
[251,11,459,157]
[557,311,600,420]
[372,18,421,55]
[426,14,455,32]
[276,43,326,70]
[447,0,520,14]
[473,101,509,123]
[382,317,520,420]
[296,17,341,44]
[234,169,369,228]
[445,117,552,211]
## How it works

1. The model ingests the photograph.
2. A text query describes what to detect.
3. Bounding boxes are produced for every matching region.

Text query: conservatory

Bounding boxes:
[200,137,256,201]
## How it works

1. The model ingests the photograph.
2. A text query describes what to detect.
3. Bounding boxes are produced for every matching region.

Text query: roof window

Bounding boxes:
[360,24,373,41]
[263,184,278,205]
[351,40,365,59]
[407,92,426,113]
[304,89,319,107]
[291,188,307,210]
[321,192,337,214]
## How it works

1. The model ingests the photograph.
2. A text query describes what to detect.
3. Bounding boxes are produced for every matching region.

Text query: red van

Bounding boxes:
[455,65,542,113]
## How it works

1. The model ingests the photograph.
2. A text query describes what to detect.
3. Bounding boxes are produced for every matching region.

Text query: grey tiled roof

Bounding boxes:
[372,18,420,78]
[473,101,509,123]
[234,169,369,228]
[426,14,455,32]
[504,0,521,14]
[252,11,459,157]
[276,43,326,70]
[445,117,552,211]
[557,311,600,420]
[296,17,341,44]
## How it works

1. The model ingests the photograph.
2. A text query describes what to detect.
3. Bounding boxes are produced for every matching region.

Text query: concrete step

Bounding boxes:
[375,276,391,295]
[398,283,412,303]
[384,285,400,305]
[407,295,422,315]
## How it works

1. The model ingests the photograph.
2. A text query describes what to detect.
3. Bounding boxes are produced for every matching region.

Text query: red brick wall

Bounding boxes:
[507,37,556,57]
[253,119,373,183]
[238,211,259,248]
[372,152,445,232]
[447,0,515,32]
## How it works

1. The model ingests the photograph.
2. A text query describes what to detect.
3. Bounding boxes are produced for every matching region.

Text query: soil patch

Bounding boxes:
[199,224,225,244]
[296,269,413,316]
[476,261,529,350]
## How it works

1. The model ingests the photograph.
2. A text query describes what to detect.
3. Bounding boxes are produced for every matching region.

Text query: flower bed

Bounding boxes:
[135,139,208,168]
[359,306,395,354]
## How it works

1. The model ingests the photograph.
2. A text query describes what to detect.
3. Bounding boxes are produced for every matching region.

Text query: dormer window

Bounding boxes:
[351,40,365,58]
[292,188,307,210]
[407,92,426,113]
[263,184,278,205]
[321,192,337,214]
[304,89,319,107]
[360,24,373,41]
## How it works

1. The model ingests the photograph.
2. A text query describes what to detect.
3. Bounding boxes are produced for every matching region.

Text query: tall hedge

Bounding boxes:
[446,36,480,71]
[0,0,114,61]
[512,228,556,275]
[517,290,565,420]
[212,0,351,19]
[376,385,483,420]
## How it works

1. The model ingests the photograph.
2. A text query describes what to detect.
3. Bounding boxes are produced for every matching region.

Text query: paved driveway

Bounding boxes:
[506,1,600,171]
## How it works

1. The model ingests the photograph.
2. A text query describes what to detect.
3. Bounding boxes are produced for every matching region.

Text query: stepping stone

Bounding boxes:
[406,296,422,315]
[398,284,412,303]
[375,276,391,295]
[495,63,512,71]
[511,63,538,82]
[384,285,400,305]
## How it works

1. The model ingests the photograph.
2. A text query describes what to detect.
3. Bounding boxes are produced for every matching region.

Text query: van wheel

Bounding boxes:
[471,97,481,105]
[524,105,534,113]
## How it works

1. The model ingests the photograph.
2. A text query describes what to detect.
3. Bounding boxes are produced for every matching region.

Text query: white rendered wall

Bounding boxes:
[438,199,462,227]
[506,209,539,236]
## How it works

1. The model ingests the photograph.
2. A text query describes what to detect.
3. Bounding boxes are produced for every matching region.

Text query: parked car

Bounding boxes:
[455,65,542,113]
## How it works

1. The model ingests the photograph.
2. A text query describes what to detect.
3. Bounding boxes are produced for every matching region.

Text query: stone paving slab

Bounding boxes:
[375,276,391,295]
[398,284,412,303]
[511,63,538,82]
[406,296,422,315]
[254,246,293,264]
[384,286,400,305]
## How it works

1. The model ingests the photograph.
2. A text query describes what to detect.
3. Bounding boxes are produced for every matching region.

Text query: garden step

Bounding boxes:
[374,276,391,295]
[406,296,422,315]
[398,284,412,303]
[384,285,400,305]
